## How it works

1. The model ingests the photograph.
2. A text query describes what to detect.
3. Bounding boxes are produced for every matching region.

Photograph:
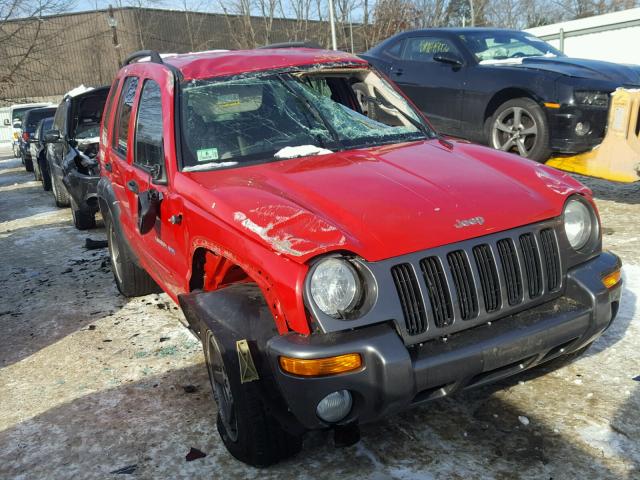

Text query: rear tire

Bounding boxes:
[51,170,71,207]
[489,98,550,163]
[33,159,42,181]
[41,159,52,191]
[70,198,96,230]
[23,154,34,172]
[204,329,302,467]
[106,218,160,297]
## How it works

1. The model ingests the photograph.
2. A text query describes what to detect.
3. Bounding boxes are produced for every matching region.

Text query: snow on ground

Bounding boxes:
[0,147,638,479]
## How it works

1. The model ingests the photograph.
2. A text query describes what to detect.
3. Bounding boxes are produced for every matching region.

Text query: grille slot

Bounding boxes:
[420,257,454,327]
[391,263,427,335]
[497,238,523,306]
[473,244,501,313]
[519,233,543,298]
[447,250,478,320]
[540,229,561,292]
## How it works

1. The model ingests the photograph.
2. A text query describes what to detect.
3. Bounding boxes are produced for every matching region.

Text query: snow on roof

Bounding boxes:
[65,85,95,98]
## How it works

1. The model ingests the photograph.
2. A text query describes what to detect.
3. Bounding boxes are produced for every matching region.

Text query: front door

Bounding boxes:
[390,36,465,136]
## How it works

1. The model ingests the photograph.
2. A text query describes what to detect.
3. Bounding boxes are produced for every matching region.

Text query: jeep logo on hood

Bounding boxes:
[455,216,485,228]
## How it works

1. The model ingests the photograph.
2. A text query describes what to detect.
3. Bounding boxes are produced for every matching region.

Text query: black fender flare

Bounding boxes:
[179,284,305,434]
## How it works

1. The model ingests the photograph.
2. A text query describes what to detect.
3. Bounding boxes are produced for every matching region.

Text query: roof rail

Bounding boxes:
[257,41,323,50]
[122,50,164,66]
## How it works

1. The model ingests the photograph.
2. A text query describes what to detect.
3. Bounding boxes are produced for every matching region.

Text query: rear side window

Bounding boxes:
[401,37,458,62]
[52,102,67,132]
[101,79,120,146]
[134,80,164,169]
[383,40,404,59]
[113,76,139,156]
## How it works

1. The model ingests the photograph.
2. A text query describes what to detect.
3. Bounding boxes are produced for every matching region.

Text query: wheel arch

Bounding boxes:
[483,87,544,125]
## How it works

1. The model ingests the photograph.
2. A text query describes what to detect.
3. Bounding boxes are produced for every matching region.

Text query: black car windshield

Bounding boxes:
[459,31,564,63]
[180,68,434,170]
[25,109,55,128]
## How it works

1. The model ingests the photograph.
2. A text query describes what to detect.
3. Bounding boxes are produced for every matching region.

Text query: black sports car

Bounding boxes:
[362,28,640,162]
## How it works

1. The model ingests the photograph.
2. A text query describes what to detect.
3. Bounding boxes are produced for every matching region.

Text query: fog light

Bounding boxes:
[602,269,621,289]
[316,390,352,423]
[575,122,591,136]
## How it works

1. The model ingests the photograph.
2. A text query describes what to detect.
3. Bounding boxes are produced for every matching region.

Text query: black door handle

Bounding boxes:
[393,68,404,76]
[127,180,139,194]
[104,162,112,172]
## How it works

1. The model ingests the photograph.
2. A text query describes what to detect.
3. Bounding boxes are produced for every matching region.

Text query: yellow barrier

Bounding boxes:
[547,88,640,183]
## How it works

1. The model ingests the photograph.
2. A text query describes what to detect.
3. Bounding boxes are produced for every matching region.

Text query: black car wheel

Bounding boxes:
[33,155,42,182]
[490,98,550,163]
[40,157,52,191]
[106,218,160,297]
[51,170,71,208]
[203,328,302,467]
[70,198,96,230]
[23,153,34,172]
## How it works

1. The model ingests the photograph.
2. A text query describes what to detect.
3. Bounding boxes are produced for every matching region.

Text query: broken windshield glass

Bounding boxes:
[180,67,434,170]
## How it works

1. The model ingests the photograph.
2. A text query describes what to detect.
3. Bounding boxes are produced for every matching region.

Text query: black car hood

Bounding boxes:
[506,56,640,85]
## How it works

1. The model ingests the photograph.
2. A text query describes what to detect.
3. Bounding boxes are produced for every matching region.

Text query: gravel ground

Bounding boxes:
[0,146,638,479]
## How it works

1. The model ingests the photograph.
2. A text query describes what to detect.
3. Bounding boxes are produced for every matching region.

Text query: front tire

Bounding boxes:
[70,198,96,230]
[106,218,160,297]
[204,329,302,467]
[489,98,550,163]
[51,170,71,207]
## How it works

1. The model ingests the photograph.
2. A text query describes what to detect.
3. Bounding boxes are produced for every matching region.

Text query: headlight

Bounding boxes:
[309,258,361,317]
[563,198,593,250]
[574,91,609,108]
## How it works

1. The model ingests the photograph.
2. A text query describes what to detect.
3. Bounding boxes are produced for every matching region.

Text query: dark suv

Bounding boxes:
[30,116,55,187]
[45,86,109,229]
[19,107,57,172]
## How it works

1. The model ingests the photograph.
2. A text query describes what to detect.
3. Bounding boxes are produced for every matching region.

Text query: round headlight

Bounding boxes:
[310,258,361,317]
[564,199,593,250]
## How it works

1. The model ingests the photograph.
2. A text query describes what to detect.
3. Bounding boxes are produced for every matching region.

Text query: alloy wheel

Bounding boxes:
[108,223,124,285]
[491,106,539,157]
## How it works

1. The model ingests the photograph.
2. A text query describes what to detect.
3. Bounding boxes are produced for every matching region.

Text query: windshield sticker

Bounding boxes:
[217,93,241,108]
[197,148,219,162]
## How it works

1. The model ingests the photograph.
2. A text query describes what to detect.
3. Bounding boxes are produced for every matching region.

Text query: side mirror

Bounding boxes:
[3,119,10,126]
[433,52,463,67]
[137,189,163,234]
[45,129,61,143]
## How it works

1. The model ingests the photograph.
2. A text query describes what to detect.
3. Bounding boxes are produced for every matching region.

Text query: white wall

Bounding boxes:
[526,8,640,65]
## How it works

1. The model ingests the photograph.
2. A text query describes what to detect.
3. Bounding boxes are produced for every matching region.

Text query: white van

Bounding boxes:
[6,103,52,157]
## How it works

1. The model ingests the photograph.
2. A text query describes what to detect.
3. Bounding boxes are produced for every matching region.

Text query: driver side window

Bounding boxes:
[134,80,164,170]
[401,37,459,63]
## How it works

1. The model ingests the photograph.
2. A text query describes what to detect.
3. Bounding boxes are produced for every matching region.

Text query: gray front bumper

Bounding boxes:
[267,251,622,430]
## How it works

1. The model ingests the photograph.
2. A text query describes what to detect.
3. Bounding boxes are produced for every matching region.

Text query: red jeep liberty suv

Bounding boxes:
[97,46,623,467]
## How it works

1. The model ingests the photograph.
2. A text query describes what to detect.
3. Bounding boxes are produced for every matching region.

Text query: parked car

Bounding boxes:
[45,86,109,229]
[30,116,55,188]
[98,47,622,467]
[19,107,57,172]
[361,28,640,162]
[7,103,51,159]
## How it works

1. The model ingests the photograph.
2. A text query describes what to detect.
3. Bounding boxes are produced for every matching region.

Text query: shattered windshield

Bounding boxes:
[459,31,564,63]
[180,68,434,170]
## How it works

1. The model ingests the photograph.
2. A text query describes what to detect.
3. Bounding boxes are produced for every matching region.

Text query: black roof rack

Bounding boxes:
[122,50,163,67]
[257,41,322,50]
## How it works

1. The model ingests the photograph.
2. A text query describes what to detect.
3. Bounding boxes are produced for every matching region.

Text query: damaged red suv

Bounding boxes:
[98,46,622,467]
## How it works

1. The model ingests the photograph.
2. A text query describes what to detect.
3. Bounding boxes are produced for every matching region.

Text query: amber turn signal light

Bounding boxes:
[602,269,621,289]
[279,353,362,377]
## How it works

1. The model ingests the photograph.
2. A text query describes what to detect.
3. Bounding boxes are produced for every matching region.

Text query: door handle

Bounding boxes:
[127,180,139,194]
[393,68,404,76]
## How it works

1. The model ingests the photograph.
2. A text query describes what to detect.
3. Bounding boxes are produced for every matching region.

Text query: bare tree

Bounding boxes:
[0,0,78,102]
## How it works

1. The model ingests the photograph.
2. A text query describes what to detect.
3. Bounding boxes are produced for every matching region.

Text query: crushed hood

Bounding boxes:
[496,56,640,85]
[183,140,589,263]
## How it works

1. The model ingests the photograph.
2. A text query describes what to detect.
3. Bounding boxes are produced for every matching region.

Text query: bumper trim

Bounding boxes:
[267,251,622,430]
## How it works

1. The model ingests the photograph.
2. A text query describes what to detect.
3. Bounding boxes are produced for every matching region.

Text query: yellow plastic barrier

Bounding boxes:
[547,88,640,183]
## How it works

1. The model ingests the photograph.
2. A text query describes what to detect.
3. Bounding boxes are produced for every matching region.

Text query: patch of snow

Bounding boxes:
[518,415,530,426]
[65,85,94,98]
[274,145,332,159]
[479,58,525,65]
[182,162,238,172]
